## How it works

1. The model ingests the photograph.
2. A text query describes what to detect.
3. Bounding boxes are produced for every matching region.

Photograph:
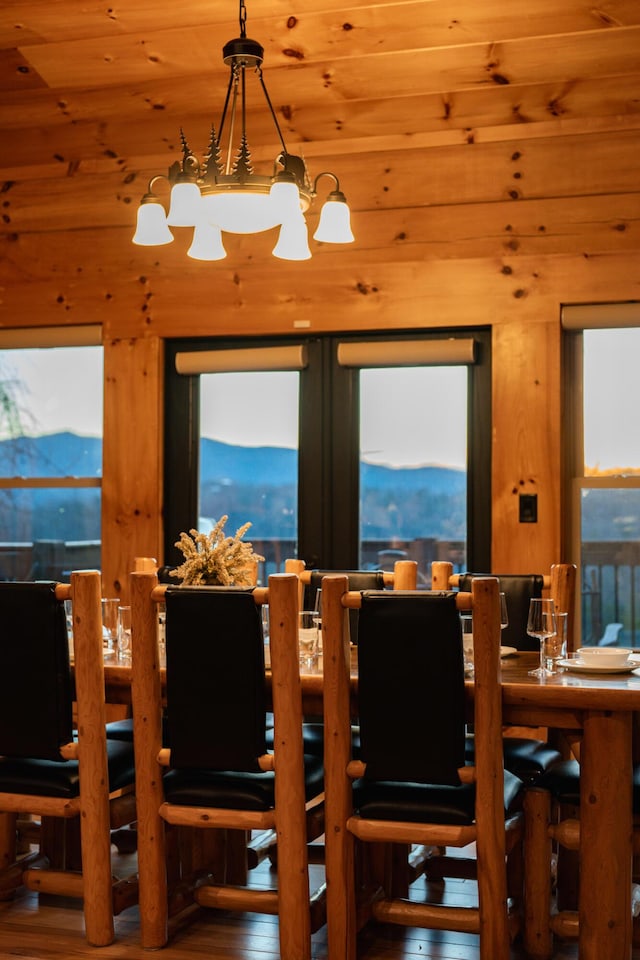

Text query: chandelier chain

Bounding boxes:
[239,0,247,38]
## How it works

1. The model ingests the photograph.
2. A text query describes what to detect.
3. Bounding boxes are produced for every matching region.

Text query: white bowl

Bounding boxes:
[576,646,631,668]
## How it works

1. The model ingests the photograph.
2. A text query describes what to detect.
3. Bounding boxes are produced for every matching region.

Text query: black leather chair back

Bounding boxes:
[0,581,72,760]
[164,586,267,770]
[357,590,466,785]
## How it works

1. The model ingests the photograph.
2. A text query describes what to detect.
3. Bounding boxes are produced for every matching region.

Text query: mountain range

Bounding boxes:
[0,432,632,543]
[0,432,466,542]
[0,432,465,494]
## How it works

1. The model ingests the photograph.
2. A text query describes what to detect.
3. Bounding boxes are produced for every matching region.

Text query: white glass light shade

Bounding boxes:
[187,221,227,261]
[132,201,174,246]
[270,179,303,222]
[313,197,354,244]
[272,216,311,261]
[202,189,280,234]
[166,181,203,227]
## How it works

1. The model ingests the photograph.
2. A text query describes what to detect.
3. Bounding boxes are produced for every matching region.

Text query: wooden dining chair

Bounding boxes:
[431,561,577,786]
[322,574,524,960]
[129,570,326,958]
[0,570,138,946]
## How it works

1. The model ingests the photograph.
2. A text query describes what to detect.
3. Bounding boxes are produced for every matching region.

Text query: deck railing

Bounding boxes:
[582,541,640,646]
[0,535,464,586]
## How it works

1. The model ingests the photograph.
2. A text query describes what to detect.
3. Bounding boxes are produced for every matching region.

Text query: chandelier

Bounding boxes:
[132,0,354,261]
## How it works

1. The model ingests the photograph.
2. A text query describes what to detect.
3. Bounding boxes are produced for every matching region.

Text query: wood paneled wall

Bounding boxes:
[101,337,164,600]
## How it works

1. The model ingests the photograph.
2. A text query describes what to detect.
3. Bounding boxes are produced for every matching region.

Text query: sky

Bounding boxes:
[1,329,639,472]
[583,328,640,472]
[200,366,468,469]
[0,347,104,439]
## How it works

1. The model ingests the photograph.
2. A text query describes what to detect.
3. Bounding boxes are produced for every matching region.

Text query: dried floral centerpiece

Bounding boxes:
[171,516,264,586]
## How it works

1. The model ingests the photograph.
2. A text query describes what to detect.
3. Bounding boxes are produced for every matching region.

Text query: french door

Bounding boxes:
[164,330,491,583]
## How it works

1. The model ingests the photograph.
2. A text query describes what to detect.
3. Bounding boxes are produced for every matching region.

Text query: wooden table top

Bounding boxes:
[283,648,640,727]
[492,649,640,710]
[101,648,640,716]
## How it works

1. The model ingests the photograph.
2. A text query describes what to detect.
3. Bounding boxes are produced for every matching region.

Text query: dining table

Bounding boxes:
[100,647,640,960]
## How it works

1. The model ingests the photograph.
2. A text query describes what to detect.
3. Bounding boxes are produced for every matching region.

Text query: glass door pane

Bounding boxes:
[578,327,640,646]
[359,366,467,584]
[199,371,299,580]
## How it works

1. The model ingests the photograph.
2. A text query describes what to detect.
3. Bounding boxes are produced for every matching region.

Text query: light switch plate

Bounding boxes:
[519,493,538,523]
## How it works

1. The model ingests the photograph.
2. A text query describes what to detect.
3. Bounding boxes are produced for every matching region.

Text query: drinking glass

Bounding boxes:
[461,615,474,672]
[64,599,74,657]
[312,588,322,652]
[313,588,322,621]
[298,611,319,669]
[157,602,167,667]
[499,592,509,631]
[117,605,132,662]
[527,598,557,678]
[546,611,568,672]
[102,597,120,654]
[261,606,271,669]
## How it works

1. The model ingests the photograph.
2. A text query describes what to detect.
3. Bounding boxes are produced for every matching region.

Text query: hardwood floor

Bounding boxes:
[0,844,638,960]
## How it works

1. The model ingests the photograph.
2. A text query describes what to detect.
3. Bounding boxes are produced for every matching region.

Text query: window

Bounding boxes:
[0,328,102,580]
[199,369,299,569]
[164,330,491,584]
[564,306,640,645]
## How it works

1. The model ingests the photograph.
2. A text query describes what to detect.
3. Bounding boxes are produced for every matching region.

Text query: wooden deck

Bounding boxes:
[0,842,637,960]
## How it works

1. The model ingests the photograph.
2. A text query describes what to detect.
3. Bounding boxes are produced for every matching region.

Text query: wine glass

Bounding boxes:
[527,598,557,678]
[312,588,323,653]
[460,615,474,673]
[499,592,509,631]
[117,605,132,663]
[101,597,120,655]
[312,588,322,623]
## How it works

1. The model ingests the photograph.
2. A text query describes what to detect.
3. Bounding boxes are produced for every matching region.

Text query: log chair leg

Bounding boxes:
[523,788,554,960]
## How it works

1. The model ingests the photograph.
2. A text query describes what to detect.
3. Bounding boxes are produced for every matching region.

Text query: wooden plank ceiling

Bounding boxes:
[0,1,639,332]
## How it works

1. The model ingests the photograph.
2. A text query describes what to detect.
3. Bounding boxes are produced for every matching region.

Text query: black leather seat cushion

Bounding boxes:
[537,759,640,814]
[353,767,523,826]
[465,735,562,785]
[501,737,562,784]
[0,738,135,799]
[163,753,324,811]
[536,759,581,804]
[106,716,170,745]
[105,718,134,741]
